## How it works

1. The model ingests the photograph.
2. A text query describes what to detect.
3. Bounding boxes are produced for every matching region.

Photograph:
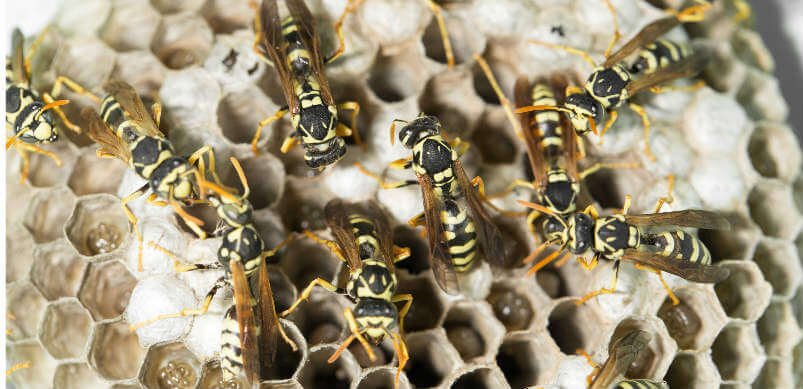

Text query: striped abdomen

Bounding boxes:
[281,16,312,76]
[348,215,382,261]
[643,230,711,265]
[613,379,665,389]
[440,198,477,272]
[220,306,245,382]
[530,82,564,160]
[631,39,690,75]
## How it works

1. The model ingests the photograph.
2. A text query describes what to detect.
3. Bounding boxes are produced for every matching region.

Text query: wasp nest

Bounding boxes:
[6,0,802,388]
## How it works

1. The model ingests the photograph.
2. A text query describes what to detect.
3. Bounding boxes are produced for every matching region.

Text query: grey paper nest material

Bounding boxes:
[5,0,802,388]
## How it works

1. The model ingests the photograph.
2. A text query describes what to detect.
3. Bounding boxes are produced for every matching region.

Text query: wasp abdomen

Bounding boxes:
[612,379,665,389]
[441,198,478,272]
[220,306,246,382]
[631,39,690,75]
[644,230,711,265]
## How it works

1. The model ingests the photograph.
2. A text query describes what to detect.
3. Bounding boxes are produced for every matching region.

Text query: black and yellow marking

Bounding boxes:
[613,379,665,389]
[645,230,711,265]
[631,39,690,75]
[440,199,478,272]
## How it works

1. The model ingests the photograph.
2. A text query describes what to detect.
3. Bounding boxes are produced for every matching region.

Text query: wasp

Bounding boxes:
[249,0,362,169]
[516,0,712,161]
[357,114,505,294]
[518,183,730,306]
[579,329,667,389]
[131,157,296,386]
[81,81,223,270]
[281,199,412,383]
[6,27,85,183]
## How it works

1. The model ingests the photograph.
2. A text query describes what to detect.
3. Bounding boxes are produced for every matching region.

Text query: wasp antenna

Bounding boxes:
[34,99,70,120]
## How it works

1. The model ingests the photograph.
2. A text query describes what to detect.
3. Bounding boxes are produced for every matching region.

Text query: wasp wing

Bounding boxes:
[259,0,299,114]
[624,210,730,230]
[515,76,547,191]
[81,107,133,163]
[324,199,363,271]
[256,255,280,367]
[454,159,506,268]
[551,74,580,183]
[590,330,652,389]
[418,173,460,295]
[603,16,681,68]
[103,80,165,140]
[360,200,396,274]
[231,259,261,385]
[10,28,27,84]
[285,0,336,106]
[625,50,710,96]
[622,248,730,283]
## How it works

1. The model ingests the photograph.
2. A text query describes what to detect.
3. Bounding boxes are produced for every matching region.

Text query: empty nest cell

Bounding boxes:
[298,346,360,389]
[496,333,561,389]
[40,300,93,360]
[150,12,213,69]
[747,182,800,240]
[404,331,460,388]
[443,301,504,362]
[367,46,429,103]
[711,323,766,383]
[714,260,772,322]
[23,187,77,244]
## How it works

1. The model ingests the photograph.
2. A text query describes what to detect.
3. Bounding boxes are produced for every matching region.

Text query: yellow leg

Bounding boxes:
[279,277,340,317]
[576,134,587,159]
[392,293,414,333]
[393,245,411,262]
[327,0,366,63]
[146,193,169,207]
[335,122,352,137]
[252,107,288,155]
[148,241,222,273]
[617,195,632,215]
[6,362,31,377]
[262,234,295,259]
[152,102,162,128]
[582,204,600,219]
[12,141,62,184]
[527,40,597,69]
[328,307,376,363]
[425,0,455,68]
[450,137,470,157]
[600,0,621,60]
[526,247,565,277]
[49,75,101,104]
[579,161,640,180]
[576,348,600,387]
[732,0,752,24]
[473,53,521,138]
[598,110,618,139]
[122,184,148,271]
[668,1,711,22]
[129,276,229,331]
[302,230,347,263]
[41,93,81,134]
[650,79,705,94]
[337,101,364,149]
[388,329,409,385]
[576,261,620,305]
[408,213,426,228]
[628,103,655,161]
[525,210,540,239]
[577,254,600,271]
[554,251,572,267]
[652,174,675,214]
[23,25,50,76]
[354,162,416,189]
[280,134,300,154]
[471,176,529,217]
[633,263,679,305]
[487,179,534,200]
[388,157,413,170]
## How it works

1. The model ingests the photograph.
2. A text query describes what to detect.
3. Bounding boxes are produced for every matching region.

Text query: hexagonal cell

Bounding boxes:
[277,180,329,231]
[6,341,58,389]
[665,352,721,389]
[111,50,168,96]
[757,301,802,358]
[217,85,277,145]
[279,239,340,296]
[404,331,461,388]
[7,168,34,225]
[68,152,128,196]
[472,109,518,165]
[53,36,117,101]
[89,320,147,381]
[470,54,516,105]
[262,320,306,381]
[65,194,130,256]
[699,211,759,262]
[40,300,93,360]
[396,277,446,333]
[711,323,766,382]
[421,7,485,67]
[151,12,213,69]
[284,291,346,347]
[7,282,48,341]
[23,187,76,243]
[392,225,431,275]
[658,287,728,351]
[298,346,360,389]
[79,261,137,321]
[367,46,429,103]
[752,240,803,299]
[496,332,562,388]
[748,123,801,182]
[53,363,106,389]
[239,153,286,210]
[609,318,678,380]
[486,281,537,332]
[418,70,484,136]
[6,223,35,283]
[100,0,161,51]
[443,301,504,362]
[547,299,606,355]
[31,240,88,300]
[747,182,800,240]
[449,366,509,389]
[150,0,204,13]
[714,260,773,322]
[200,0,253,33]
[356,367,412,389]
[23,141,79,188]
[536,267,569,299]
[752,358,795,389]
[349,336,394,369]
[140,342,201,389]
[736,69,788,123]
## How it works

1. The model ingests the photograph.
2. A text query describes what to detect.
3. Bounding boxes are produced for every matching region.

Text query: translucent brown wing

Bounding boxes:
[551,75,579,182]
[514,76,546,191]
[259,0,298,114]
[103,80,164,139]
[231,259,261,385]
[81,107,132,163]
[285,0,336,106]
[621,248,731,283]
[360,200,396,274]
[256,255,279,366]
[10,28,27,84]
[418,174,459,295]
[453,159,506,268]
[324,199,363,271]
[590,330,652,389]
[624,210,730,230]
[603,16,681,67]
[625,50,710,96]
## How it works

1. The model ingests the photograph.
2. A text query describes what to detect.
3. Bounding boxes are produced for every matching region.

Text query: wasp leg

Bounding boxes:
[600,0,621,59]
[146,193,168,207]
[554,251,573,267]
[471,176,529,217]
[576,348,601,387]
[252,106,289,155]
[387,328,409,385]
[582,203,600,219]
[329,307,376,363]
[650,79,705,94]
[186,145,227,191]
[326,0,366,63]
[627,103,656,161]
[354,162,416,189]
[634,263,679,305]
[121,183,150,271]
[579,161,640,180]
[408,213,426,229]
[146,241,222,273]
[526,248,568,277]
[424,0,455,68]
[49,76,101,104]
[652,174,675,214]
[392,293,414,333]
[23,25,51,76]
[576,260,621,305]
[732,0,752,24]
[280,278,343,317]
[577,253,601,271]
[597,110,619,141]
[615,195,632,216]
[6,362,31,377]
[262,234,295,261]
[487,179,535,200]
[280,133,300,154]
[337,101,364,149]
[527,40,598,69]
[474,54,520,137]
[668,0,711,22]
[525,209,540,239]
[302,230,347,263]
[11,141,62,184]
[393,245,411,263]
[129,276,228,331]
[41,93,81,134]
[450,137,470,157]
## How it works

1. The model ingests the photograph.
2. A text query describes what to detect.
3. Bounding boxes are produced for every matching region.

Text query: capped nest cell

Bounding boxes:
[6,0,803,388]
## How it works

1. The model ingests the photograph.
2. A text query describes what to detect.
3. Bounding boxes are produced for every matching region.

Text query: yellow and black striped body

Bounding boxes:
[220,302,256,382]
[563,63,632,135]
[281,16,346,169]
[99,95,195,201]
[642,230,711,265]
[344,214,400,342]
[411,134,460,198]
[529,82,564,160]
[439,198,478,272]
[6,58,58,144]
[613,379,665,389]
[630,39,690,76]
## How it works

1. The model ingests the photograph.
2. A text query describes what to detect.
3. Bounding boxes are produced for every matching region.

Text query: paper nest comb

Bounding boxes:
[6,0,802,388]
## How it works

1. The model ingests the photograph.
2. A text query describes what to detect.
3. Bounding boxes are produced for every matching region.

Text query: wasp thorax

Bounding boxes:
[585,64,631,109]
[564,92,603,135]
[398,115,441,149]
[216,199,253,227]
[543,173,578,214]
[299,103,337,141]
[542,216,566,242]
[568,213,594,254]
[150,157,194,199]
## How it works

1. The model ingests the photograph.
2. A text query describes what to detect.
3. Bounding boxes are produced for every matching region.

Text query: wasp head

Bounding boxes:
[567,212,594,255]
[353,298,399,344]
[564,92,603,135]
[210,195,253,227]
[20,102,59,143]
[397,114,441,149]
